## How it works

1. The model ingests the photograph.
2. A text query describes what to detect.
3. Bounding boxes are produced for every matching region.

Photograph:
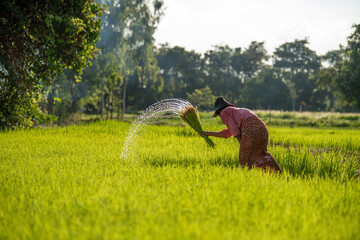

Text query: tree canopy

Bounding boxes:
[337,24,360,109]
[273,39,322,111]
[81,0,164,120]
[0,0,103,128]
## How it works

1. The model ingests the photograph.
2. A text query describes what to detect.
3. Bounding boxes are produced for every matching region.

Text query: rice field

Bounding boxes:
[1,119,359,239]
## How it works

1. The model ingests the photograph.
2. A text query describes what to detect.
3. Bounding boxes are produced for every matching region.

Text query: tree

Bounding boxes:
[0,0,103,129]
[40,71,81,121]
[203,43,269,106]
[204,45,239,103]
[83,0,164,119]
[273,39,321,111]
[156,44,205,99]
[231,41,268,82]
[337,24,360,110]
[186,86,216,111]
[317,49,346,111]
[243,68,292,110]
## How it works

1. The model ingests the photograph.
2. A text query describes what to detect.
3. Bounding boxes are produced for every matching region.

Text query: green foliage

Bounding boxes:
[204,45,240,102]
[186,86,216,111]
[40,71,81,121]
[243,68,292,110]
[82,0,164,117]
[1,1,359,129]
[33,0,165,121]
[231,41,269,80]
[273,39,322,111]
[0,121,359,239]
[156,45,205,99]
[0,0,103,129]
[338,24,360,109]
[0,67,55,128]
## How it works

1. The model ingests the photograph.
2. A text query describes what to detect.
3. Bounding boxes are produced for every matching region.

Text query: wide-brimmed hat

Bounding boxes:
[212,96,234,117]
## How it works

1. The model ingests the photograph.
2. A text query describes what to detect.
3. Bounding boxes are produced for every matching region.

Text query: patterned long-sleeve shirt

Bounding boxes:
[219,107,255,138]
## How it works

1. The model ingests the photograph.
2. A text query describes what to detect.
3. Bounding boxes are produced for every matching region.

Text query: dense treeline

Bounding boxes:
[54,26,359,119]
[1,0,359,128]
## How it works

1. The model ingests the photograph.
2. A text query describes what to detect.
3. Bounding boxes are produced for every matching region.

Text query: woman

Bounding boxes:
[201,96,283,173]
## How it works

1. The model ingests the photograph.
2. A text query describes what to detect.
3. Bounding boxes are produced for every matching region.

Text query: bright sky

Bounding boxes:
[154,0,360,55]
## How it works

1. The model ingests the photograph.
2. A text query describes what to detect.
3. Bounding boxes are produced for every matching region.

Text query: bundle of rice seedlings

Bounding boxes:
[179,104,215,148]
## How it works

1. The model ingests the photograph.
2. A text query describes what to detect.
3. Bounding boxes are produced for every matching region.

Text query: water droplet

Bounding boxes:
[121,98,191,160]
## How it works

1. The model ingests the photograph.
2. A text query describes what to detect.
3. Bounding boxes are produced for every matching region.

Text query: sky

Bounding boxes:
[154,0,360,55]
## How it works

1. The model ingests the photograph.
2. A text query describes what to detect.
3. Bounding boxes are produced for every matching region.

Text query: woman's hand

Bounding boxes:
[199,131,227,138]
[199,131,208,138]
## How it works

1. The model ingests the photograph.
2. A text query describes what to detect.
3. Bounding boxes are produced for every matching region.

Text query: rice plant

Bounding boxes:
[179,104,215,148]
[0,121,359,240]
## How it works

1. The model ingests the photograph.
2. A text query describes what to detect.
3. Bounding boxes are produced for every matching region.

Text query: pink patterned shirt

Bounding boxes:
[219,107,255,138]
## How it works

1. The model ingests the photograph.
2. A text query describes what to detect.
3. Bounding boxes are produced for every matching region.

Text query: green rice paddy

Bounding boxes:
[1,117,359,239]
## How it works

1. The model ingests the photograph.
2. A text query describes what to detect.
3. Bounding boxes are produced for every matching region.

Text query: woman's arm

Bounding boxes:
[200,131,227,138]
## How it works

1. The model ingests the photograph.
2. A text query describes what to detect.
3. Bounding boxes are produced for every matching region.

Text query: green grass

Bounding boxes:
[255,110,360,128]
[269,127,360,151]
[1,121,359,239]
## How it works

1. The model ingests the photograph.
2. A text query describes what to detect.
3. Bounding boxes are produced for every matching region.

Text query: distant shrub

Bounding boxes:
[281,114,293,119]
[339,115,359,121]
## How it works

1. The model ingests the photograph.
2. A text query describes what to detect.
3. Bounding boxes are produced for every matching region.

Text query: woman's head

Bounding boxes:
[212,96,234,117]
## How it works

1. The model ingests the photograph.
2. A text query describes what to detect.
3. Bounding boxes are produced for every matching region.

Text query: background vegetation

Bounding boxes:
[1,1,360,129]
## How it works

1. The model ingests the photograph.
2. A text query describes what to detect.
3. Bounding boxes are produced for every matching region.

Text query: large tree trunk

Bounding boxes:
[122,77,128,121]
[117,101,121,120]
[292,98,296,112]
[109,85,113,119]
[101,78,104,119]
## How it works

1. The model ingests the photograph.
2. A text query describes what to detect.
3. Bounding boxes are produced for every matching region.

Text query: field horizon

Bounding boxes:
[52,109,360,130]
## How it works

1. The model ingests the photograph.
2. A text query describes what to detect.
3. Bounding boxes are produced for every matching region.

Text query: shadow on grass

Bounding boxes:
[142,156,239,168]
[141,153,359,182]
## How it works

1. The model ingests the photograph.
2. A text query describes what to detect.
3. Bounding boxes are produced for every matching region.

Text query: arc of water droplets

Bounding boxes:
[121,98,192,160]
